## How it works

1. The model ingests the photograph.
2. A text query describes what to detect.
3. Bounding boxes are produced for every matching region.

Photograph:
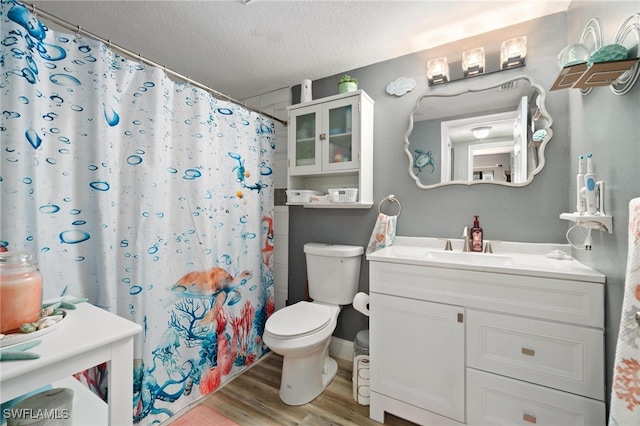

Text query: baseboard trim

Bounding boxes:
[329,337,353,361]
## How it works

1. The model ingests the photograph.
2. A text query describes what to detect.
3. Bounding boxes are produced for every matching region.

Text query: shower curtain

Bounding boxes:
[1,1,275,423]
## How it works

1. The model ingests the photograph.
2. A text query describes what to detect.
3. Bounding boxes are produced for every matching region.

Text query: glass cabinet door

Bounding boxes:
[294,111,317,167]
[324,97,359,171]
[289,95,360,176]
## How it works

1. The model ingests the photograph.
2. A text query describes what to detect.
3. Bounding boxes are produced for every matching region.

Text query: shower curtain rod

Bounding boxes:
[24,2,287,126]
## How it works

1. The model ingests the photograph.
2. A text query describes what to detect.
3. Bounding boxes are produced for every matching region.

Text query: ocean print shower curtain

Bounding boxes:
[1,1,275,423]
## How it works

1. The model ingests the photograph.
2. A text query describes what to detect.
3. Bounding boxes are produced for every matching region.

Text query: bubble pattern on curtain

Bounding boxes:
[1,1,275,423]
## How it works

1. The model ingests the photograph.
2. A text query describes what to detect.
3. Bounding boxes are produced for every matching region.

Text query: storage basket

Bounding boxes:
[286,190,324,203]
[328,188,358,203]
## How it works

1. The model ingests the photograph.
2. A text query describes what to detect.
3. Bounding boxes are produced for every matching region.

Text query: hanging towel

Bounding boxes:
[609,197,640,426]
[366,213,397,255]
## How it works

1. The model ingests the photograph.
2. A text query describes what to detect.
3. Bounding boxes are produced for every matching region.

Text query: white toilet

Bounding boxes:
[263,242,364,405]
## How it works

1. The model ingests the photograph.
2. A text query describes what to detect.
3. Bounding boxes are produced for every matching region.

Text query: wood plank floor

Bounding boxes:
[194,353,416,425]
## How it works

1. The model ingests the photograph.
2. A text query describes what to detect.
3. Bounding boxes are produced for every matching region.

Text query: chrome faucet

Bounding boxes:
[437,237,453,250]
[461,226,470,252]
[484,240,501,253]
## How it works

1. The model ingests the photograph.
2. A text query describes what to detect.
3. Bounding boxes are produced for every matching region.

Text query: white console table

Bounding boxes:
[1,300,142,425]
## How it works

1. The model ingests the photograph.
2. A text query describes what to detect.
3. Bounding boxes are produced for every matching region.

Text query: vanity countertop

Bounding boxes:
[366,236,605,283]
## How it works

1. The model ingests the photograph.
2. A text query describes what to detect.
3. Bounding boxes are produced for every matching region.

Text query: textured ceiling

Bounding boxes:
[28,1,571,100]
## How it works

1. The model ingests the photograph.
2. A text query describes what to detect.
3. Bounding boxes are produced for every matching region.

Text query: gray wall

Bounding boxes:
[290,11,569,339]
[289,2,639,403]
[566,0,640,406]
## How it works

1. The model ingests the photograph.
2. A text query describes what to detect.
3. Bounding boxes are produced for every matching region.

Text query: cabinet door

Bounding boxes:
[370,293,465,423]
[289,104,323,174]
[322,96,360,172]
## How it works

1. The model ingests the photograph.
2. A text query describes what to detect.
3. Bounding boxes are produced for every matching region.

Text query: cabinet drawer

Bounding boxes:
[370,262,604,327]
[467,310,604,400]
[467,368,605,425]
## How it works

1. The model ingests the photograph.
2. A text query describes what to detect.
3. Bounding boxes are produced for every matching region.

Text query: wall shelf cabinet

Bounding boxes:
[551,14,640,95]
[287,90,374,208]
[550,58,639,91]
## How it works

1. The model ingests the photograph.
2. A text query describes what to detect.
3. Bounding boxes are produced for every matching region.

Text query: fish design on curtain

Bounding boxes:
[1,1,275,423]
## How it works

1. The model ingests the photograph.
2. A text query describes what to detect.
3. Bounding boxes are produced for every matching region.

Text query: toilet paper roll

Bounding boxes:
[357,358,370,380]
[353,355,370,405]
[353,292,370,317]
[356,357,371,406]
[357,383,371,405]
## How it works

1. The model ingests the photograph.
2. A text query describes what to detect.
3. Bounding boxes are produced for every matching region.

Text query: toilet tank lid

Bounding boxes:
[304,243,364,257]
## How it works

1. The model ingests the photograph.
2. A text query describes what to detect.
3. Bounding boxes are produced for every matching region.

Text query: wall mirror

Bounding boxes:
[405,76,553,189]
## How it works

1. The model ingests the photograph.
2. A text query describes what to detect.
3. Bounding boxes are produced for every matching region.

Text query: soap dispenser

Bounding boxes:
[471,215,483,252]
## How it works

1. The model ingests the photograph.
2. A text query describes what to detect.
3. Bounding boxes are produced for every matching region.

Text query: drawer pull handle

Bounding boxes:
[457,313,464,323]
[522,347,535,356]
[523,413,537,423]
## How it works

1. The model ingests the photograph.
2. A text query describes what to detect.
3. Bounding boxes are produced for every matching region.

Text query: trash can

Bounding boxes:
[352,329,370,406]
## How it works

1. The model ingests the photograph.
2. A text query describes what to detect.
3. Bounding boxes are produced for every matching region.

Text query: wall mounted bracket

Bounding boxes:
[560,212,612,234]
[560,181,612,233]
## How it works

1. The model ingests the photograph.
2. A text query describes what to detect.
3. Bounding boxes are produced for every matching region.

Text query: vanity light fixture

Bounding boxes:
[501,36,527,69]
[471,126,491,140]
[426,36,527,87]
[462,47,486,77]
[426,57,450,85]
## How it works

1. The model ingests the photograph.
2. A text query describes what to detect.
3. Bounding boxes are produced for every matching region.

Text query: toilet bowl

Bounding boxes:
[263,242,364,405]
[263,301,340,405]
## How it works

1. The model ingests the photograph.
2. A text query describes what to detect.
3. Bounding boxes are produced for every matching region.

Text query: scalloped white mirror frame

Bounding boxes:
[404,76,553,189]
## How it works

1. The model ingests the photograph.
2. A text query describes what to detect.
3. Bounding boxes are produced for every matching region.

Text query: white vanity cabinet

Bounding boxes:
[367,247,606,426]
[287,90,373,208]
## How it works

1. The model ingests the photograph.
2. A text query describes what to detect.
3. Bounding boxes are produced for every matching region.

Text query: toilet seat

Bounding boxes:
[266,301,331,339]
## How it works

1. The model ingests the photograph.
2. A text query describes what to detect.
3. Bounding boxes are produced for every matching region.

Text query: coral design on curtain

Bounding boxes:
[1,1,275,424]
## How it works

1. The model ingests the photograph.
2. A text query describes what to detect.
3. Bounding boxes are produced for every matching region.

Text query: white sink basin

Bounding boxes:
[372,245,515,267]
[424,250,515,267]
[366,238,606,283]
[378,245,432,259]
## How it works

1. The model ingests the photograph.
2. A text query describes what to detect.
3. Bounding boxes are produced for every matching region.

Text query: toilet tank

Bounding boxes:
[304,243,364,305]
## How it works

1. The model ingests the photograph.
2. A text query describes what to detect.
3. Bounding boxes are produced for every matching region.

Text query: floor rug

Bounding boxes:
[169,404,240,426]
[298,412,341,426]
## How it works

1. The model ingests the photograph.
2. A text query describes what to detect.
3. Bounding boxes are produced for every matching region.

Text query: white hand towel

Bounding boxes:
[366,213,397,255]
[609,197,640,426]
